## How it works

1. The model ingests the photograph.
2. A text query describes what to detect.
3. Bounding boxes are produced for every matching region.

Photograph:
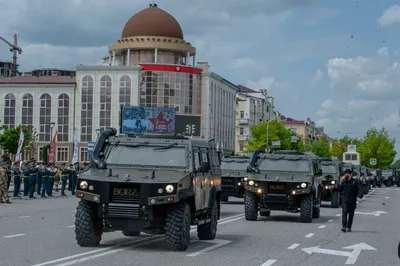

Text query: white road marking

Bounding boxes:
[395,189,399,191]
[18,216,31,219]
[336,214,342,217]
[4,234,25,238]
[355,211,388,217]
[33,214,244,266]
[328,219,334,222]
[287,244,300,250]
[385,197,390,199]
[260,259,277,266]
[305,233,314,238]
[67,226,75,228]
[318,225,326,229]
[187,239,232,257]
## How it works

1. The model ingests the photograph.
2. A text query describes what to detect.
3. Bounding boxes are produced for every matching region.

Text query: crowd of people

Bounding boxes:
[0,157,90,203]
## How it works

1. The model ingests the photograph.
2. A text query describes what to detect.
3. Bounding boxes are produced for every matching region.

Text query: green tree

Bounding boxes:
[0,125,37,156]
[310,136,331,158]
[244,120,305,153]
[330,135,361,160]
[359,127,396,169]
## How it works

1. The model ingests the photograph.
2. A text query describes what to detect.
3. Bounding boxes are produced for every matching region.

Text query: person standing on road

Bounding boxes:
[0,161,11,203]
[40,162,49,198]
[5,160,12,192]
[28,158,39,199]
[21,161,30,197]
[12,161,22,198]
[339,169,363,232]
[71,162,80,195]
[60,163,69,197]
[47,162,55,197]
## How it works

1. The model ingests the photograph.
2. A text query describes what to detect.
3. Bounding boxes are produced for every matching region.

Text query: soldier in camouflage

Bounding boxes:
[0,161,11,203]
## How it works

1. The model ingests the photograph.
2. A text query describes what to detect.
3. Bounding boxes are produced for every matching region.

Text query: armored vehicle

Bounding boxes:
[74,128,222,251]
[244,149,323,223]
[359,166,369,195]
[394,170,400,187]
[320,158,342,208]
[220,156,250,202]
[382,169,394,187]
[371,169,383,187]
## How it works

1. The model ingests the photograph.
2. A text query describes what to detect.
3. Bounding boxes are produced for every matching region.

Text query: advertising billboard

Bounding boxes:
[175,115,201,137]
[121,106,176,135]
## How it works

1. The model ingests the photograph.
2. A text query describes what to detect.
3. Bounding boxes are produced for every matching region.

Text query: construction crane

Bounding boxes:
[0,33,22,75]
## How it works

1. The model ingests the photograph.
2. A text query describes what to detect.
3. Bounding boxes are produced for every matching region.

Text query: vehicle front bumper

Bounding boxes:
[221,176,245,197]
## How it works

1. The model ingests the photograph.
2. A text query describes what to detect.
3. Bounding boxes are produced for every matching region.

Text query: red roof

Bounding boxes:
[0,76,76,84]
[282,116,305,125]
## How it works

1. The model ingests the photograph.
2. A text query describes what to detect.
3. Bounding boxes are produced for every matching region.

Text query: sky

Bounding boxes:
[0,0,400,157]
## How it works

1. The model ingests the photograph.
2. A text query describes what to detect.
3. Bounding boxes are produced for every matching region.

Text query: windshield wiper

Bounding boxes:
[153,143,178,150]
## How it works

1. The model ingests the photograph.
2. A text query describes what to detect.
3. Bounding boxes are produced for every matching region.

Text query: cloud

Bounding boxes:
[303,7,341,26]
[371,112,400,131]
[311,69,324,85]
[229,58,257,69]
[377,5,400,27]
[326,47,400,101]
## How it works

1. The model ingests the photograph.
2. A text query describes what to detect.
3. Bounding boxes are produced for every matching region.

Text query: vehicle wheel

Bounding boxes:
[165,202,191,251]
[331,191,340,208]
[244,191,258,221]
[197,203,218,240]
[75,200,103,247]
[312,198,320,219]
[221,196,229,202]
[300,195,313,223]
[397,183,400,187]
[122,231,141,237]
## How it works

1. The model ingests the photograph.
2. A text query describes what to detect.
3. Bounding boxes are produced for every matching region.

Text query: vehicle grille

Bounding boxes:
[109,183,141,205]
[222,177,234,185]
[267,182,286,194]
[107,203,140,219]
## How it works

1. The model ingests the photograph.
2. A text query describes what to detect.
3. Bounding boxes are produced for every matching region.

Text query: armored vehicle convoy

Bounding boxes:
[220,156,250,202]
[74,128,222,251]
[244,149,323,223]
[320,158,342,208]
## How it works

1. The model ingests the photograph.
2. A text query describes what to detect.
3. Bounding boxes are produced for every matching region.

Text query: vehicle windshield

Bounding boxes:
[321,165,337,174]
[382,170,393,176]
[258,158,310,173]
[221,160,249,171]
[106,144,188,167]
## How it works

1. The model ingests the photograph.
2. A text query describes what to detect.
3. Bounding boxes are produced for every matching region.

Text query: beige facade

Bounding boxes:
[284,118,317,146]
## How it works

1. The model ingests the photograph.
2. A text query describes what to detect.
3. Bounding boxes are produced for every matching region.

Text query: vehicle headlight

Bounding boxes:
[158,188,163,194]
[301,183,307,188]
[79,181,88,189]
[165,185,174,193]
[88,185,94,191]
[248,180,255,186]
[244,176,248,181]
[331,180,336,185]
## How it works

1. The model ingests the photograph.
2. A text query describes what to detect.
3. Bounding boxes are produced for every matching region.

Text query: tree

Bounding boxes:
[42,144,50,162]
[244,120,305,153]
[0,125,37,156]
[358,127,396,169]
[310,136,331,158]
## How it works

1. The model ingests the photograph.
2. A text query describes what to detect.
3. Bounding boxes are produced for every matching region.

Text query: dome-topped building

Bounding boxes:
[107,4,196,67]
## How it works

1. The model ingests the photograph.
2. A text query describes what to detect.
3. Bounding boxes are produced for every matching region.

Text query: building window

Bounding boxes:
[57,93,69,142]
[81,76,93,142]
[4,93,16,129]
[21,93,33,128]
[119,75,131,127]
[240,111,244,118]
[38,146,44,161]
[291,128,297,133]
[100,75,112,132]
[240,128,244,135]
[80,147,90,162]
[39,93,52,142]
[21,150,33,161]
[57,147,69,162]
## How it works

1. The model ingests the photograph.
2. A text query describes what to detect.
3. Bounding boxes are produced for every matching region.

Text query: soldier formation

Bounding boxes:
[0,157,90,203]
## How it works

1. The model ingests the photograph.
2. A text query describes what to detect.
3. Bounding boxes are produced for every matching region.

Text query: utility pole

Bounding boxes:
[261,89,271,153]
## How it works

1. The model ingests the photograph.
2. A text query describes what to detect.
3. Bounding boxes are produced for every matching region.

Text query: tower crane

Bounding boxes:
[0,33,22,75]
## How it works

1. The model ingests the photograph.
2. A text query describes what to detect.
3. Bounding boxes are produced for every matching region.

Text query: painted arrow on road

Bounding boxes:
[355,211,388,216]
[302,242,376,264]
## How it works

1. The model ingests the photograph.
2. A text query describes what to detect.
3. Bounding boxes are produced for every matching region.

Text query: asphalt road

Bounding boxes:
[0,186,399,266]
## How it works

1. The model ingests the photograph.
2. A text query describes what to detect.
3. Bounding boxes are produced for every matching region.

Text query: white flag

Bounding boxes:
[15,127,25,162]
[72,130,79,164]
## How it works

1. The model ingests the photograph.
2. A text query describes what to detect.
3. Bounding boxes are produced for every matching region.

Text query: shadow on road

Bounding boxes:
[255,214,338,224]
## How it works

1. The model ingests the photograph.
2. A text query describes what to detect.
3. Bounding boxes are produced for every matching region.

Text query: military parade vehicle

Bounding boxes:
[220,156,250,202]
[382,169,394,187]
[394,170,400,187]
[74,128,222,251]
[371,169,383,187]
[359,166,370,195]
[244,149,323,223]
[320,158,342,208]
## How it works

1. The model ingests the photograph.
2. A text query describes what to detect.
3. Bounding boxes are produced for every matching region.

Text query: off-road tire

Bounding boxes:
[244,191,258,221]
[122,231,141,237]
[300,195,313,223]
[165,202,191,251]
[331,191,340,208]
[197,203,218,240]
[75,200,103,247]
[312,197,321,219]
[221,196,229,202]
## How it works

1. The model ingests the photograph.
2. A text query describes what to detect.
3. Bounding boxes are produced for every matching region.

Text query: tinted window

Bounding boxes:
[258,159,310,172]
[321,165,337,174]
[221,161,248,171]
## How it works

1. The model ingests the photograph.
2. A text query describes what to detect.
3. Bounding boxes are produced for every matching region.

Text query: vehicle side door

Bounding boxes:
[192,146,204,211]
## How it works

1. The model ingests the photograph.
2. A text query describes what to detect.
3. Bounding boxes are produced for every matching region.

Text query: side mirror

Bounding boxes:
[199,161,210,173]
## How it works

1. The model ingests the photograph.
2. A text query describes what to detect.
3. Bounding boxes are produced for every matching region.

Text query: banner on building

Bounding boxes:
[48,130,58,162]
[120,106,176,135]
[15,127,25,163]
[72,130,79,164]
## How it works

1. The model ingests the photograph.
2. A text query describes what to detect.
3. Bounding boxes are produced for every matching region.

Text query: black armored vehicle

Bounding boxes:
[244,149,323,223]
[220,156,250,202]
[320,158,342,208]
[394,170,400,187]
[382,169,394,187]
[74,128,222,251]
